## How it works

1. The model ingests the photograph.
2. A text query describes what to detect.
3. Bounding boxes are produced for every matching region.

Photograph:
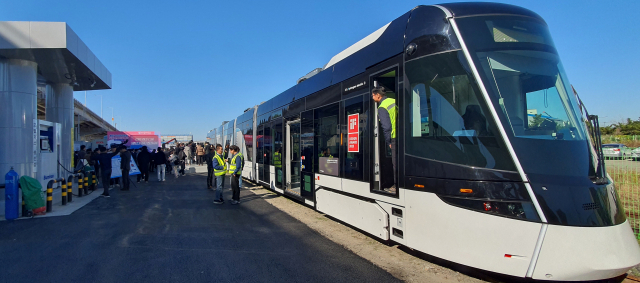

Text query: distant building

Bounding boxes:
[161,134,193,145]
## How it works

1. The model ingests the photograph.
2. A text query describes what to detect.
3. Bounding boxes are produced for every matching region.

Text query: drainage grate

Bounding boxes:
[582,203,601,210]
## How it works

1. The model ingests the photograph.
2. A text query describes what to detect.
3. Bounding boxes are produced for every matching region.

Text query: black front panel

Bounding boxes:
[406,176,540,222]
[529,174,626,227]
[404,6,461,59]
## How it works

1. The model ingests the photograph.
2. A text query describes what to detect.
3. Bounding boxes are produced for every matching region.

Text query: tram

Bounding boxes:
[206,3,640,280]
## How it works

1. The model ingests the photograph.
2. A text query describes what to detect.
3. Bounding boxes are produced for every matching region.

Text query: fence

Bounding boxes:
[608,158,640,240]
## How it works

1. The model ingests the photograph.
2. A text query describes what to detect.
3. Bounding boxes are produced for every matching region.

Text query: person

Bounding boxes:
[184,142,192,166]
[190,141,196,164]
[164,147,172,174]
[155,147,167,181]
[149,149,156,173]
[372,85,397,193]
[93,146,120,197]
[74,149,88,173]
[319,147,333,158]
[196,143,204,166]
[137,146,151,183]
[78,145,86,160]
[205,143,214,189]
[177,145,186,176]
[228,145,244,204]
[119,146,132,191]
[169,151,180,178]
[212,144,227,204]
[91,148,101,184]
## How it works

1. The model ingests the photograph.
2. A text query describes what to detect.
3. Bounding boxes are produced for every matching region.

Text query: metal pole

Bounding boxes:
[84,91,87,106]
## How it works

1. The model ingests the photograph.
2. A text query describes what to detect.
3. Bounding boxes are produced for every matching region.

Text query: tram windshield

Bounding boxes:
[470,18,587,141]
[458,16,593,177]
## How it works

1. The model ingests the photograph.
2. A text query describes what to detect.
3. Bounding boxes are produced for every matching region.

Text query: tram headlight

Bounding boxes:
[442,197,540,221]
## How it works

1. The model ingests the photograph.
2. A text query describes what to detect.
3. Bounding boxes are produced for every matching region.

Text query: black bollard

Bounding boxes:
[46,180,54,212]
[67,176,73,203]
[61,181,67,206]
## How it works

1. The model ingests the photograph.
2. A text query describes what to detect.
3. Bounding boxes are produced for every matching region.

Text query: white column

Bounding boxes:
[0,59,38,179]
[46,83,74,173]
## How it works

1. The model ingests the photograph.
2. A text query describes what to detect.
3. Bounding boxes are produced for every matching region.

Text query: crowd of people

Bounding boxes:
[72,140,245,204]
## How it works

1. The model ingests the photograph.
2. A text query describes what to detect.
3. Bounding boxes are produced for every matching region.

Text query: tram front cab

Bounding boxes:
[403,3,640,281]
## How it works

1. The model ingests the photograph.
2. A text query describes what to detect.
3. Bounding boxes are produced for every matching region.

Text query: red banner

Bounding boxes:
[347,114,359,152]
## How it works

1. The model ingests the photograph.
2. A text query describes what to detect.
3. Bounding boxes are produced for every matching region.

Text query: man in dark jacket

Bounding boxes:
[120,146,132,191]
[155,147,168,181]
[177,145,186,176]
[93,146,120,197]
[204,143,214,189]
[136,146,151,183]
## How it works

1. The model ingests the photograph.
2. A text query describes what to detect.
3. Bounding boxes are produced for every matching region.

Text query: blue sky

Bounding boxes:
[2,0,638,139]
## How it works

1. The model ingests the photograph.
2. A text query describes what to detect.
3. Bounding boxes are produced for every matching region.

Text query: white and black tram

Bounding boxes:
[206,3,640,281]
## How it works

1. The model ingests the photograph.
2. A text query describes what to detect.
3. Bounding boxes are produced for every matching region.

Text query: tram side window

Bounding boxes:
[244,121,253,162]
[405,50,514,170]
[343,95,364,181]
[314,103,340,177]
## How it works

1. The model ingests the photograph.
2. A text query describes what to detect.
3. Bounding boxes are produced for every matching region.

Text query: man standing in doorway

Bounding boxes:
[212,144,227,204]
[119,146,131,191]
[228,145,244,204]
[372,86,397,193]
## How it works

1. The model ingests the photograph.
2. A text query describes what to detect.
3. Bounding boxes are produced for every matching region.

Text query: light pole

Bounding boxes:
[94,93,103,118]
[108,107,114,126]
[115,116,122,130]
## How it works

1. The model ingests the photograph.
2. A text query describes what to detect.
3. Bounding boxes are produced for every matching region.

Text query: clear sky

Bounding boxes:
[2,0,638,139]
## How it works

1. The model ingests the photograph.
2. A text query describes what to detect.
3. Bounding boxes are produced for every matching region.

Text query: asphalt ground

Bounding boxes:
[0,168,399,283]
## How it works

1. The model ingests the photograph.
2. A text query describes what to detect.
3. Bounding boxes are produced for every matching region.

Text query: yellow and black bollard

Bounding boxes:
[67,176,73,203]
[83,175,89,195]
[77,173,83,197]
[46,180,54,212]
[91,171,97,191]
[61,181,67,206]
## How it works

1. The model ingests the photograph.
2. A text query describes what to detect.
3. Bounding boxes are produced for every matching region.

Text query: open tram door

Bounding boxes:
[370,67,399,196]
[284,112,314,202]
[285,118,305,200]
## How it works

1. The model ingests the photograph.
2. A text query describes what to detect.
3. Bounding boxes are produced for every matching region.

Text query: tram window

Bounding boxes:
[256,126,264,164]
[244,121,253,162]
[273,120,283,188]
[314,103,340,177]
[343,95,364,181]
[405,50,514,170]
[264,124,272,166]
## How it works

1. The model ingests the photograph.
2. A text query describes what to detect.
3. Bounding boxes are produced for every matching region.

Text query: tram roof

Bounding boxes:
[233,2,544,124]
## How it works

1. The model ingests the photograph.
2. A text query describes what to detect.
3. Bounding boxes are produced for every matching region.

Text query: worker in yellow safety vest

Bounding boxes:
[228,145,244,204]
[372,86,397,193]
[212,144,227,204]
[273,149,282,168]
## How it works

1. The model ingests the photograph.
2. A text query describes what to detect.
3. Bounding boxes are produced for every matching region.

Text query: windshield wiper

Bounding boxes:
[573,85,608,184]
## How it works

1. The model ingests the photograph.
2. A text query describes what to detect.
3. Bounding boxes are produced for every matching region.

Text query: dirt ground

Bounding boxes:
[246,185,487,283]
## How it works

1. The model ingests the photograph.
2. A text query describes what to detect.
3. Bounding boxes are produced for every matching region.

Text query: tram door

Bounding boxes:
[371,68,398,194]
[257,124,265,183]
[285,120,302,196]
